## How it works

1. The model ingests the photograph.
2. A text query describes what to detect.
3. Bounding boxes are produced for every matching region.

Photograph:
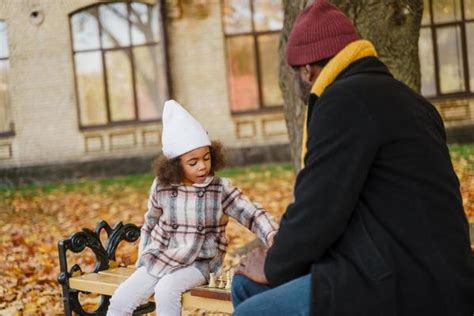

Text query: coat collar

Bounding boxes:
[192,176,215,188]
[337,56,393,81]
[307,57,392,109]
[171,176,215,188]
[310,40,377,97]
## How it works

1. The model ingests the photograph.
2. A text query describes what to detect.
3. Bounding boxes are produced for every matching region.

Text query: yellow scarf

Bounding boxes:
[300,39,377,168]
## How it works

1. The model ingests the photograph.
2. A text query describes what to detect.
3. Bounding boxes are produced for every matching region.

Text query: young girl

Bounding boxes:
[107,100,278,316]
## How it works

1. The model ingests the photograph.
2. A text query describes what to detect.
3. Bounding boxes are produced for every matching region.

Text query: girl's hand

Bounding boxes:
[267,231,277,248]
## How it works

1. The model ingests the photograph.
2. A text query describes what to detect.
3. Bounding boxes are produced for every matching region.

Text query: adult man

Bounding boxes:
[231,0,474,315]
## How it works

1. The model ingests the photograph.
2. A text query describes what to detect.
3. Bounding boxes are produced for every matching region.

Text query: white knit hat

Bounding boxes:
[161,100,211,159]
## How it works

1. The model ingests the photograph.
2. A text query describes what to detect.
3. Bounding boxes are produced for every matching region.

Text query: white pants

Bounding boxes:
[107,265,206,316]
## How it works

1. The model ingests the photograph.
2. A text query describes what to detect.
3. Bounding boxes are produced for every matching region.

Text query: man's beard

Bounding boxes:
[294,74,312,103]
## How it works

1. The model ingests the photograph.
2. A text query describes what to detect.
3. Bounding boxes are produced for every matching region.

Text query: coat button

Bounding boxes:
[197,190,205,198]
[172,223,179,230]
[197,225,204,232]
[171,190,178,197]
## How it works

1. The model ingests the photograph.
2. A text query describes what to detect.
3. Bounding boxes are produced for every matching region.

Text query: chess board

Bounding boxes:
[189,286,231,301]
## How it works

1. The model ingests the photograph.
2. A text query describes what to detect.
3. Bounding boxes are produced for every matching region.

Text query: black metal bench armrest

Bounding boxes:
[57,220,146,316]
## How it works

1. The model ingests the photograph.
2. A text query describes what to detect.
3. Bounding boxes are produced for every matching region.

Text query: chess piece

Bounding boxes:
[218,277,226,289]
[208,272,217,288]
[225,271,232,290]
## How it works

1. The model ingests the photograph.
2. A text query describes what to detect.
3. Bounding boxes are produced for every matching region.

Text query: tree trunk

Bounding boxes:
[279,0,311,173]
[280,0,423,172]
[332,0,423,91]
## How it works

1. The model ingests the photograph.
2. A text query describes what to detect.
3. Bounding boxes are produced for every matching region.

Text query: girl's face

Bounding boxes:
[180,146,211,185]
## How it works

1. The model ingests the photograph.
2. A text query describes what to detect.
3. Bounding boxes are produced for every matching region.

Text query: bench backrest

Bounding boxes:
[57,221,142,315]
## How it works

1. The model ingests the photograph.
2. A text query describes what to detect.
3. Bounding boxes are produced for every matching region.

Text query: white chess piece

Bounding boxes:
[225,271,232,290]
[218,277,225,289]
[208,272,217,288]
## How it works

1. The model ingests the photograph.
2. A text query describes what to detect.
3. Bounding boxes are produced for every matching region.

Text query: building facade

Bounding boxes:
[0,0,472,183]
[419,0,474,140]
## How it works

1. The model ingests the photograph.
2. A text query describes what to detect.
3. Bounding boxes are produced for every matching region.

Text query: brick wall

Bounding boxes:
[0,0,289,172]
[3,0,470,173]
[162,0,289,148]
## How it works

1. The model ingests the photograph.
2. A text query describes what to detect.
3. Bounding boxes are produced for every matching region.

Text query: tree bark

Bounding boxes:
[280,0,423,172]
[332,0,423,91]
[279,0,311,173]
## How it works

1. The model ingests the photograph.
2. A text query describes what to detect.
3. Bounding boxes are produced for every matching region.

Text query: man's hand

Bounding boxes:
[235,247,269,285]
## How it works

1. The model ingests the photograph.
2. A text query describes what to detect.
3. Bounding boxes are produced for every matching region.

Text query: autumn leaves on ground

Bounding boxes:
[1,145,473,315]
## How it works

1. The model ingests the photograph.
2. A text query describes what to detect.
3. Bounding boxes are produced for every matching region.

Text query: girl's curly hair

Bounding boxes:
[153,141,225,186]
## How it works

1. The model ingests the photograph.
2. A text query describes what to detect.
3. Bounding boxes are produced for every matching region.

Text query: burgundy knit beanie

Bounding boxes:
[286,0,359,66]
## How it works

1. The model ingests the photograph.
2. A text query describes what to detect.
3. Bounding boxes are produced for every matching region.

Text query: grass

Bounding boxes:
[218,163,293,178]
[0,163,294,196]
[0,174,153,196]
[1,143,472,195]
[449,143,474,170]
[449,143,474,156]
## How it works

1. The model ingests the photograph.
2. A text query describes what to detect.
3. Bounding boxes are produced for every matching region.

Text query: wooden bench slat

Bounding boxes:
[98,267,135,278]
[70,273,123,296]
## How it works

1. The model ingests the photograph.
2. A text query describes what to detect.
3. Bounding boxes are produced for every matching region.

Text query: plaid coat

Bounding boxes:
[136,176,278,280]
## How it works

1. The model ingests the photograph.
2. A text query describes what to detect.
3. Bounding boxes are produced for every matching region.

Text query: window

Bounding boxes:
[70,1,168,128]
[0,20,13,136]
[222,0,284,113]
[419,0,474,97]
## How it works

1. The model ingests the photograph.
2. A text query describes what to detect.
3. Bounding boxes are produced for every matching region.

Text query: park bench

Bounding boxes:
[57,220,233,315]
[58,220,473,316]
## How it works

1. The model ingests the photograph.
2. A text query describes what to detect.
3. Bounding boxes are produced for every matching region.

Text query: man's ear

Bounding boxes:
[308,64,323,83]
[304,64,312,81]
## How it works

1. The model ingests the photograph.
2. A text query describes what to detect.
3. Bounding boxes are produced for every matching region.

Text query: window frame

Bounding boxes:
[0,19,14,138]
[69,1,170,130]
[421,0,473,100]
[221,0,284,115]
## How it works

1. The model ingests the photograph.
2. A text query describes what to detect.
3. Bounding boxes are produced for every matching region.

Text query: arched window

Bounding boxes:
[0,20,13,136]
[70,1,168,128]
[419,0,474,97]
[222,0,283,113]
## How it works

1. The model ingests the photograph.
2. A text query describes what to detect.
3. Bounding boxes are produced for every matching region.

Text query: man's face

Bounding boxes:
[295,71,313,102]
[294,64,323,102]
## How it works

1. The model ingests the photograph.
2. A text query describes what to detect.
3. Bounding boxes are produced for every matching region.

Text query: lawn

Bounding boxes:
[0,144,472,315]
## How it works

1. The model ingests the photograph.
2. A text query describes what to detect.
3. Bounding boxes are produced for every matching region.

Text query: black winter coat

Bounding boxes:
[264,57,474,316]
